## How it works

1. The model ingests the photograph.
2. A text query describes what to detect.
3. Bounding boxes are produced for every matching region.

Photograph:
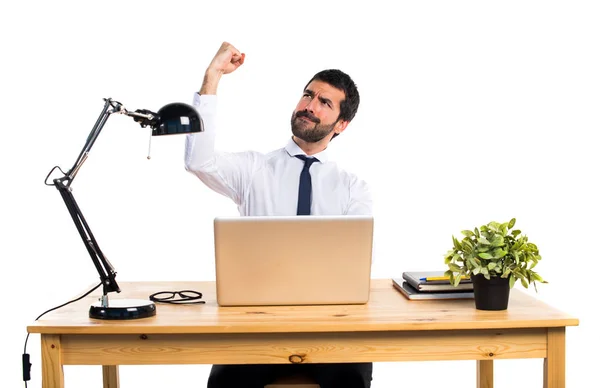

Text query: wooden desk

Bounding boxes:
[27,279,578,388]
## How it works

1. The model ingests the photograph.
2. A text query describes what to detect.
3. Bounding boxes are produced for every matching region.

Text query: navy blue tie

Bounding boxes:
[295,155,319,215]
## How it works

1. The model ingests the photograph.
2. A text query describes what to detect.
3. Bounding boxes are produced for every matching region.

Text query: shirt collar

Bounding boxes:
[284,137,329,163]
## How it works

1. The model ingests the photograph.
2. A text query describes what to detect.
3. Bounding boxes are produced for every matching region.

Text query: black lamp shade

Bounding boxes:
[152,103,204,136]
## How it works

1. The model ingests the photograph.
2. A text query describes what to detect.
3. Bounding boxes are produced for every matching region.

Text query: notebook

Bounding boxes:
[213,215,374,306]
[392,278,474,300]
[402,271,473,292]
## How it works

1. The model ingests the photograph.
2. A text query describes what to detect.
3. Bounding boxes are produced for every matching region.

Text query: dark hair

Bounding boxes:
[304,69,360,123]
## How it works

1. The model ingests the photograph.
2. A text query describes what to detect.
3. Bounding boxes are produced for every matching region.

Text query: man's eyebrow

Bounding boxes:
[304,88,333,107]
[318,95,333,106]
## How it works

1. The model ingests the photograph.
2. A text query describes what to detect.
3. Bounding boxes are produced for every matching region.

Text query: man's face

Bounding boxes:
[291,80,347,143]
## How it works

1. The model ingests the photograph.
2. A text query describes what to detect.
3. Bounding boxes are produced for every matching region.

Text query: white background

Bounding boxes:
[2,1,598,387]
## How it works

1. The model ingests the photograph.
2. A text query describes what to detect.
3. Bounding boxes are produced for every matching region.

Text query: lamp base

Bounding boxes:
[89,299,156,320]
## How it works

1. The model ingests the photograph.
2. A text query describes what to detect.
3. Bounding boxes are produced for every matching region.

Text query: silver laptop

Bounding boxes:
[213,215,374,306]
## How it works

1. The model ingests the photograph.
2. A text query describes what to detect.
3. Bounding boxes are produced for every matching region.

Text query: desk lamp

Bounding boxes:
[45,98,203,320]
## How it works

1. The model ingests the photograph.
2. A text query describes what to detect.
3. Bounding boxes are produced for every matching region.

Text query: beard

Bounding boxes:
[290,110,336,143]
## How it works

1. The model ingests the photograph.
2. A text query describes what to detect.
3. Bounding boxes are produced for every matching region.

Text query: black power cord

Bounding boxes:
[23,282,102,387]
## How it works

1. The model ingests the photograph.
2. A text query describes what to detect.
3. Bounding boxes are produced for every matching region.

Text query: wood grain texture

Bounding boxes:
[102,365,119,388]
[477,360,493,388]
[41,334,64,388]
[544,327,566,388]
[27,279,579,335]
[29,280,578,388]
[59,329,546,365]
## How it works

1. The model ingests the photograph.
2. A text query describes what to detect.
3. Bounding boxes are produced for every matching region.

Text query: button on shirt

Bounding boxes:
[184,94,372,217]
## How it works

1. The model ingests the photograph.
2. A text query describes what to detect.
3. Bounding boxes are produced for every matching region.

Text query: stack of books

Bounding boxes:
[392,271,474,300]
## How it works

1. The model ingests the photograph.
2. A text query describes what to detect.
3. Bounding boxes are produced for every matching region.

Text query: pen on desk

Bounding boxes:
[420,276,469,281]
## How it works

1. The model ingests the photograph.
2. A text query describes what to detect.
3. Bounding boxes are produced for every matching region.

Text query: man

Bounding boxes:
[184,42,372,388]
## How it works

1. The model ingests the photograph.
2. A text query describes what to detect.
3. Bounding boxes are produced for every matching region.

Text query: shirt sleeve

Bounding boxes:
[346,177,373,215]
[184,94,260,206]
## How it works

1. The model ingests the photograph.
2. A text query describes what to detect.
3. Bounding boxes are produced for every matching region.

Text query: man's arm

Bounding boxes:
[346,178,373,215]
[185,41,245,167]
[200,41,245,95]
[184,42,254,205]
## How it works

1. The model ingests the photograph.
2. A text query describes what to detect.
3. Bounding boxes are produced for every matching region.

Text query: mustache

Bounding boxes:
[295,110,320,124]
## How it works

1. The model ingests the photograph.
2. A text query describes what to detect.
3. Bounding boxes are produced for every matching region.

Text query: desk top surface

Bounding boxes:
[28,279,579,335]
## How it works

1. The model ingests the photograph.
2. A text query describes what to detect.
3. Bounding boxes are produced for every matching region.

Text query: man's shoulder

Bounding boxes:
[263,146,288,160]
[323,160,369,186]
[220,147,285,166]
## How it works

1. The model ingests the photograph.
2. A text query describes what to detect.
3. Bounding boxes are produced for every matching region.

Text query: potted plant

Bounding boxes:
[444,218,546,310]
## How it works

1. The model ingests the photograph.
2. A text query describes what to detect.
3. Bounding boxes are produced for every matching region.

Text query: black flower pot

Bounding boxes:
[472,274,510,310]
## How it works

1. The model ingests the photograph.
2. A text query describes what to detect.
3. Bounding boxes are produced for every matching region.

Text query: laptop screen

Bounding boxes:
[213,215,374,306]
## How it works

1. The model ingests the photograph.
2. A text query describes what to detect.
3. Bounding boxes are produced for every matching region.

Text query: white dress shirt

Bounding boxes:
[184,94,372,217]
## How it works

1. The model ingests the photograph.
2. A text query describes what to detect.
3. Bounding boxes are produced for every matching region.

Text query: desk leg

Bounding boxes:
[477,360,493,388]
[544,327,566,388]
[41,334,64,388]
[102,365,120,388]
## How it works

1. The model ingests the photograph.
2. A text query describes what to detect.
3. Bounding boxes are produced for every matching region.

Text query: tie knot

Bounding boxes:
[295,154,319,167]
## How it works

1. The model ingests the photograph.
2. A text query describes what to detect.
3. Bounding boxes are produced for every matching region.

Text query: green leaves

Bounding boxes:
[453,236,462,251]
[444,218,545,291]
[490,235,505,247]
[492,248,508,258]
[467,257,480,268]
[508,218,516,229]
[448,263,462,272]
[461,230,475,238]
[477,236,491,245]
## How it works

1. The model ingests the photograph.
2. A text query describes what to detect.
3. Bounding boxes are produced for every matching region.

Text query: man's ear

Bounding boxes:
[334,120,349,135]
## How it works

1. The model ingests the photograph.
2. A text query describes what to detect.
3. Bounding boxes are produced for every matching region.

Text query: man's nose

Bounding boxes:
[305,97,318,113]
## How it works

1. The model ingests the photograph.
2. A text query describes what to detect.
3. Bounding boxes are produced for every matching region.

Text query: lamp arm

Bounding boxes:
[54,180,121,298]
[67,98,123,183]
[49,98,126,304]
